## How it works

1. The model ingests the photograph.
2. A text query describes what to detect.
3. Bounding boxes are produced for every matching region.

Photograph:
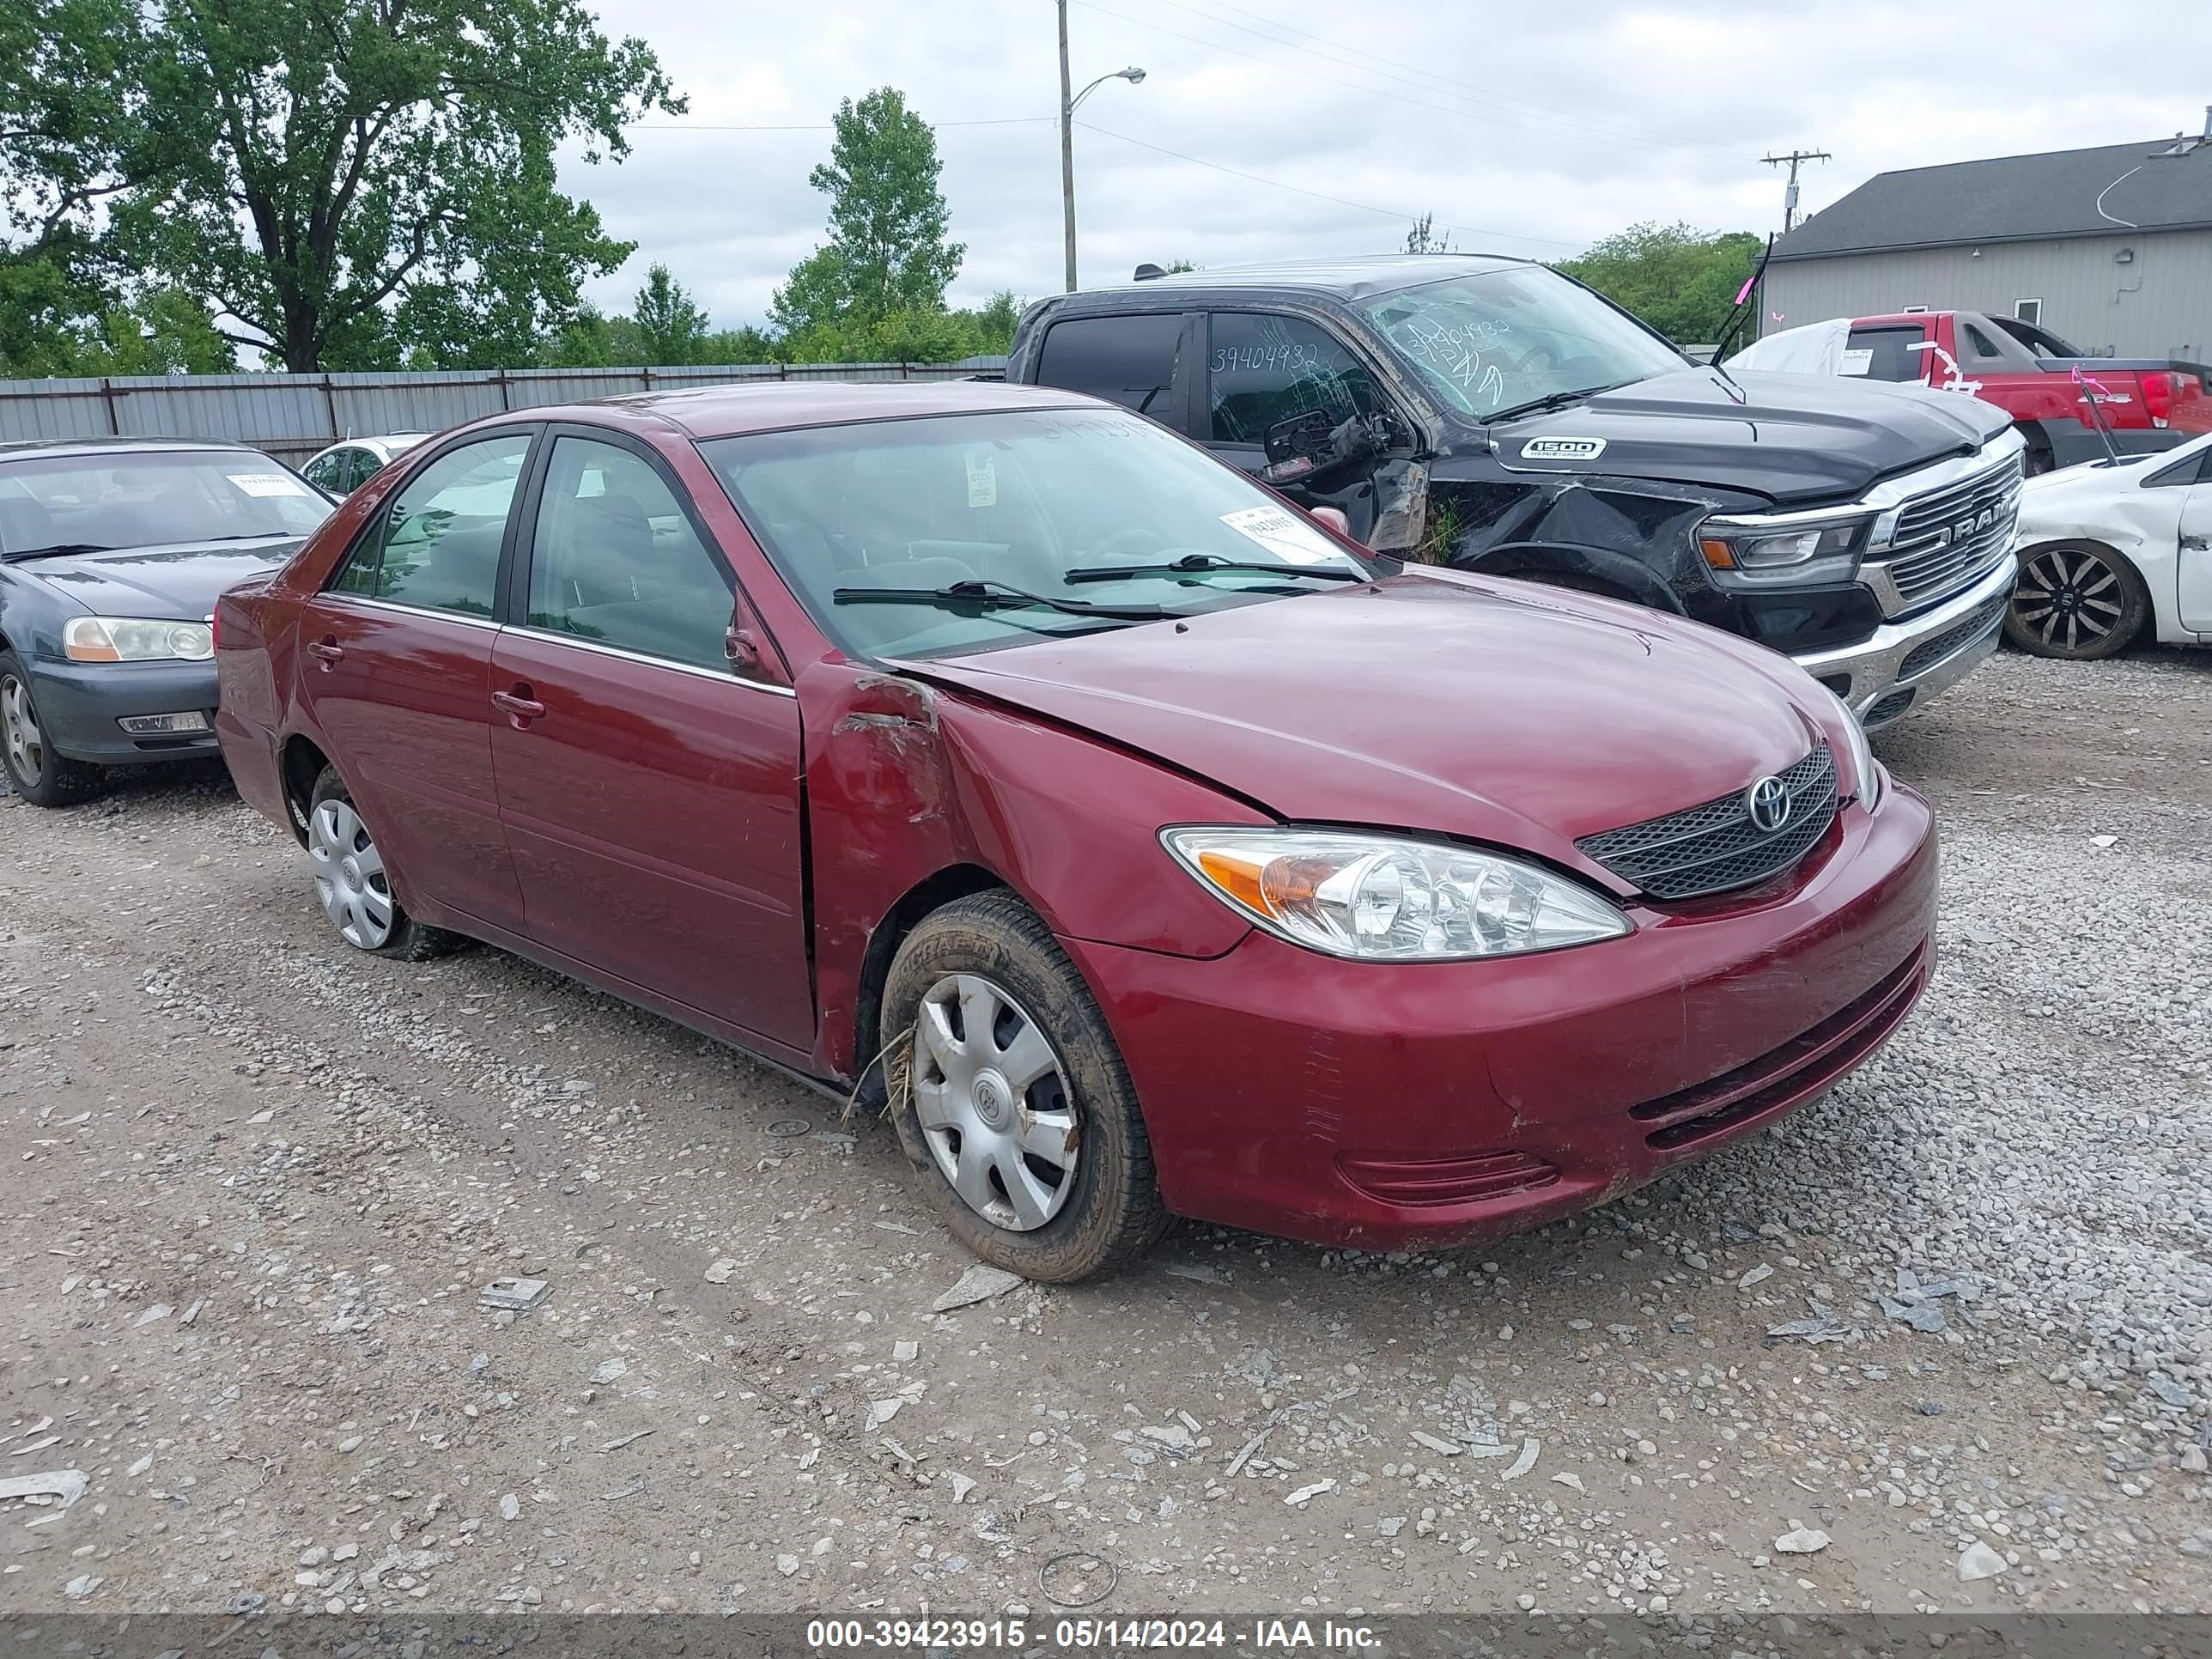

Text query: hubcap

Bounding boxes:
[909,973,1079,1232]
[2014,548,2123,652]
[2,675,44,783]
[307,798,395,949]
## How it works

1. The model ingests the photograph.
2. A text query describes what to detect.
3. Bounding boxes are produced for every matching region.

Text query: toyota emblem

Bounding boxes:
[1745,776,1791,834]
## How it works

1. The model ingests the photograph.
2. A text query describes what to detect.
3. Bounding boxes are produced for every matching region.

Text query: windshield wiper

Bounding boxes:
[830,580,1181,622]
[1065,553,1365,585]
[1486,380,1642,423]
[1,542,117,562]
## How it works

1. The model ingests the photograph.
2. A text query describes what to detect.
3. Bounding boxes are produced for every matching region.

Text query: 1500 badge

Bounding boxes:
[1521,436,1607,460]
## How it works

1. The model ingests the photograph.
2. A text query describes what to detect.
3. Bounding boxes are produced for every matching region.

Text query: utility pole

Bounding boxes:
[1761,149,1832,232]
[1058,0,1077,293]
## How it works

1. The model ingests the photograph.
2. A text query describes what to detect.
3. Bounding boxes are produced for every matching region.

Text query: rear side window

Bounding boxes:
[1034,314,1182,418]
[1844,326,1928,383]
[331,432,530,617]
[525,434,732,671]
[1961,322,2006,359]
[1206,313,1382,444]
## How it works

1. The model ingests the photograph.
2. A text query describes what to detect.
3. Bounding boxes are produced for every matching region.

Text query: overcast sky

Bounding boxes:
[563,0,2211,329]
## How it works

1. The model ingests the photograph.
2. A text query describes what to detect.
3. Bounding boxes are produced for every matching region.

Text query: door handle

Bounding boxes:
[307,638,343,665]
[491,686,546,722]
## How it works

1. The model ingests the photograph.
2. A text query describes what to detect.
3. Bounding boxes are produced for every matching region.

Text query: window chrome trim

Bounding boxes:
[504,623,798,697]
[327,593,502,631]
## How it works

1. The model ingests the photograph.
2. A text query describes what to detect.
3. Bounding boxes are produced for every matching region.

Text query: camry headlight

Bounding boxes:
[63,617,214,663]
[1698,511,1873,585]
[1824,683,1879,805]
[1160,827,1631,962]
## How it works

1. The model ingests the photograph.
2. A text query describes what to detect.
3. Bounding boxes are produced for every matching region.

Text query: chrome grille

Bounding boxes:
[1576,745,1839,902]
[1876,454,2023,612]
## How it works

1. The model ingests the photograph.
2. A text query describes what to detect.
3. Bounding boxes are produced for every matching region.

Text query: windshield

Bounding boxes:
[0,450,331,557]
[1354,268,1686,421]
[701,407,1369,661]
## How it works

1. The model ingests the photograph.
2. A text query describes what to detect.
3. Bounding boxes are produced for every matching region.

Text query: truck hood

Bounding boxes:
[1486,367,2011,507]
[900,572,1829,881]
[20,536,305,618]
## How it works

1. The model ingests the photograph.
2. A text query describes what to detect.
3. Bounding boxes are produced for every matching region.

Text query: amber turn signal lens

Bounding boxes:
[1699,538,1736,570]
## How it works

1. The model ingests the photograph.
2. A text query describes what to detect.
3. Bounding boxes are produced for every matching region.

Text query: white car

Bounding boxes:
[2005,433,2212,659]
[301,434,430,500]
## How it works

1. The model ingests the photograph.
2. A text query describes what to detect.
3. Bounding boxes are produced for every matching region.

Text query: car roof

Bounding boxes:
[491,379,1099,442]
[0,435,266,463]
[1063,252,1538,306]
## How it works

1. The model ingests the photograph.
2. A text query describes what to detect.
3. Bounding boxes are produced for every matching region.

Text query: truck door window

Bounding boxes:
[1034,314,1182,420]
[1844,326,1927,382]
[1206,313,1380,445]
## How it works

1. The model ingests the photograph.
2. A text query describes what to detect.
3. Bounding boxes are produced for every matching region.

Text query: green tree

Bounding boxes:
[954,289,1021,356]
[769,87,963,336]
[1403,214,1455,255]
[15,0,684,372]
[1554,222,1761,346]
[696,325,777,366]
[632,262,708,365]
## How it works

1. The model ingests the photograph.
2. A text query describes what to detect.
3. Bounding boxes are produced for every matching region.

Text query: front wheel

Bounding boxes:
[881,890,1170,1282]
[2006,542,2148,659]
[0,653,104,808]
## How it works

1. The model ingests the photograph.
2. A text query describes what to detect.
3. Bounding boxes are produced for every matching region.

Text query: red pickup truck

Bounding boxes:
[1741,309,2212,473]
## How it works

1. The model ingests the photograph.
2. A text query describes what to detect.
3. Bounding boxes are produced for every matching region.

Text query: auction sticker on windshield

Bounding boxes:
[227,471,312,497]
[1219,505,1340,565]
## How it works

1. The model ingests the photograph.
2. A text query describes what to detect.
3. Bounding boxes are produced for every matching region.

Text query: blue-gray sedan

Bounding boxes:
[0,438,331,805]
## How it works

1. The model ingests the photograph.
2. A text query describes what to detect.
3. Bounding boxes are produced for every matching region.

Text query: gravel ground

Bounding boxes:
[1,647,2207,1622]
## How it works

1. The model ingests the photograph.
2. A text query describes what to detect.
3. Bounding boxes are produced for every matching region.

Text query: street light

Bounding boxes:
[1057,0,1145,293]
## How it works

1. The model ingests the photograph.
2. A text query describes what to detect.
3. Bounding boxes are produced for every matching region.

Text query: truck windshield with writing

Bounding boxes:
[1007,255,2021,731]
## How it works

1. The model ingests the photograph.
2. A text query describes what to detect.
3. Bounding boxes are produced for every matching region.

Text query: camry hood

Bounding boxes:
[21,537,304,618]
[1487,368,2011,507]
[901,574,1830,880]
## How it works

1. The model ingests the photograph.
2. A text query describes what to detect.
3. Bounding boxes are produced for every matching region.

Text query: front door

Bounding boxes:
[295,428,534,929]
[1200,310,1409,546]
[489,429,811,1050]
[2179,455,2212,631]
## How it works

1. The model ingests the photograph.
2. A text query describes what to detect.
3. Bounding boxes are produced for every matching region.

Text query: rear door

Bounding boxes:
[2176,447,2212,631]
[488,427,811,1050]
[295,428,535,929]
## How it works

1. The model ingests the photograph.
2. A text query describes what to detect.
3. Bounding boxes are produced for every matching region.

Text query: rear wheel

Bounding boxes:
[881,890,1170,1282]
[0,653,104,808]
[2006,541,2148,659]
[305,766,467,960]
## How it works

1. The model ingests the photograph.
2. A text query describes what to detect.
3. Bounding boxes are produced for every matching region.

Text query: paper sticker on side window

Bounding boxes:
[228,471,310,497]
[1219,504,1340,566]
[1838,348,1874,376]
[965,449,998,508]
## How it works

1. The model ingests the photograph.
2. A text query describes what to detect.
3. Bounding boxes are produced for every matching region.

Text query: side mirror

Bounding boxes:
[1261,410,1383,485]
[1309,506,1355,540]
[725,618,763,676]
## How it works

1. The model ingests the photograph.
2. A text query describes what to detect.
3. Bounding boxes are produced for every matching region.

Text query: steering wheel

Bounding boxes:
[1510,343,1562,376]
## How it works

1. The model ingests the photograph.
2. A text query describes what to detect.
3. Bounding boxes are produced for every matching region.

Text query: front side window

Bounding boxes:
[330,432,529,617]
[703,406,1368,663]
[302,452,345,495]
[0,450,331,559]
[1034,313,1182,418]
[525,435,732,670]
[1206,313,1382,444]
[1353,267,1686,420]
[1844,326,1929,383]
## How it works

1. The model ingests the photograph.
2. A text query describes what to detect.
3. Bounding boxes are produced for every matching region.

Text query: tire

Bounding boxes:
[2005,541,2149,660]
[879,890,1171,1282]
[304,765,468,961]
[0,652,105,808]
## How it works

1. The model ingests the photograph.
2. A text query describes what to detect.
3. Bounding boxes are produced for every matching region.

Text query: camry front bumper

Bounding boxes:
[1792,552,2014,731]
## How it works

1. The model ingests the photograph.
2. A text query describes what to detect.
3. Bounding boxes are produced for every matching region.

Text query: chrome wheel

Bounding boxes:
[2014,546,2125,653]
[1,674,44,783]
[307,798,396,950]
[909,973,1079,1231]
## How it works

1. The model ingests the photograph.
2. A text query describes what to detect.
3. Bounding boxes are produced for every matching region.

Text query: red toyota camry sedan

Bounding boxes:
[214,382,1934,1282]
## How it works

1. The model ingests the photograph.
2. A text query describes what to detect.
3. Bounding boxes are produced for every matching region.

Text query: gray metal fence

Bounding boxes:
[0,358,1011,465]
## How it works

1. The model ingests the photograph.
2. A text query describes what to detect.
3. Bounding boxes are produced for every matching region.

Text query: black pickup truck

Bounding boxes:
[1005,255,2023,730]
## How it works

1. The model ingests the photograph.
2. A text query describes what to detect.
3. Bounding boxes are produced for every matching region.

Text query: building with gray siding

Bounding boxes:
[1764,125,2212,362]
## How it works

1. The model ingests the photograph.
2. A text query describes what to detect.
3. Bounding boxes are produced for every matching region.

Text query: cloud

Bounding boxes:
[563,0,2208,328]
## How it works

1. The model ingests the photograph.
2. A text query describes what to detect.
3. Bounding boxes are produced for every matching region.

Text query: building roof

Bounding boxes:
[1771,133,2212,261]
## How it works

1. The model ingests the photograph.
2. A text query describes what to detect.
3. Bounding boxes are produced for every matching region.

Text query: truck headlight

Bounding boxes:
[63,617,215,663]
[1698,512,1873,585]
[1160,826,1631,961]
